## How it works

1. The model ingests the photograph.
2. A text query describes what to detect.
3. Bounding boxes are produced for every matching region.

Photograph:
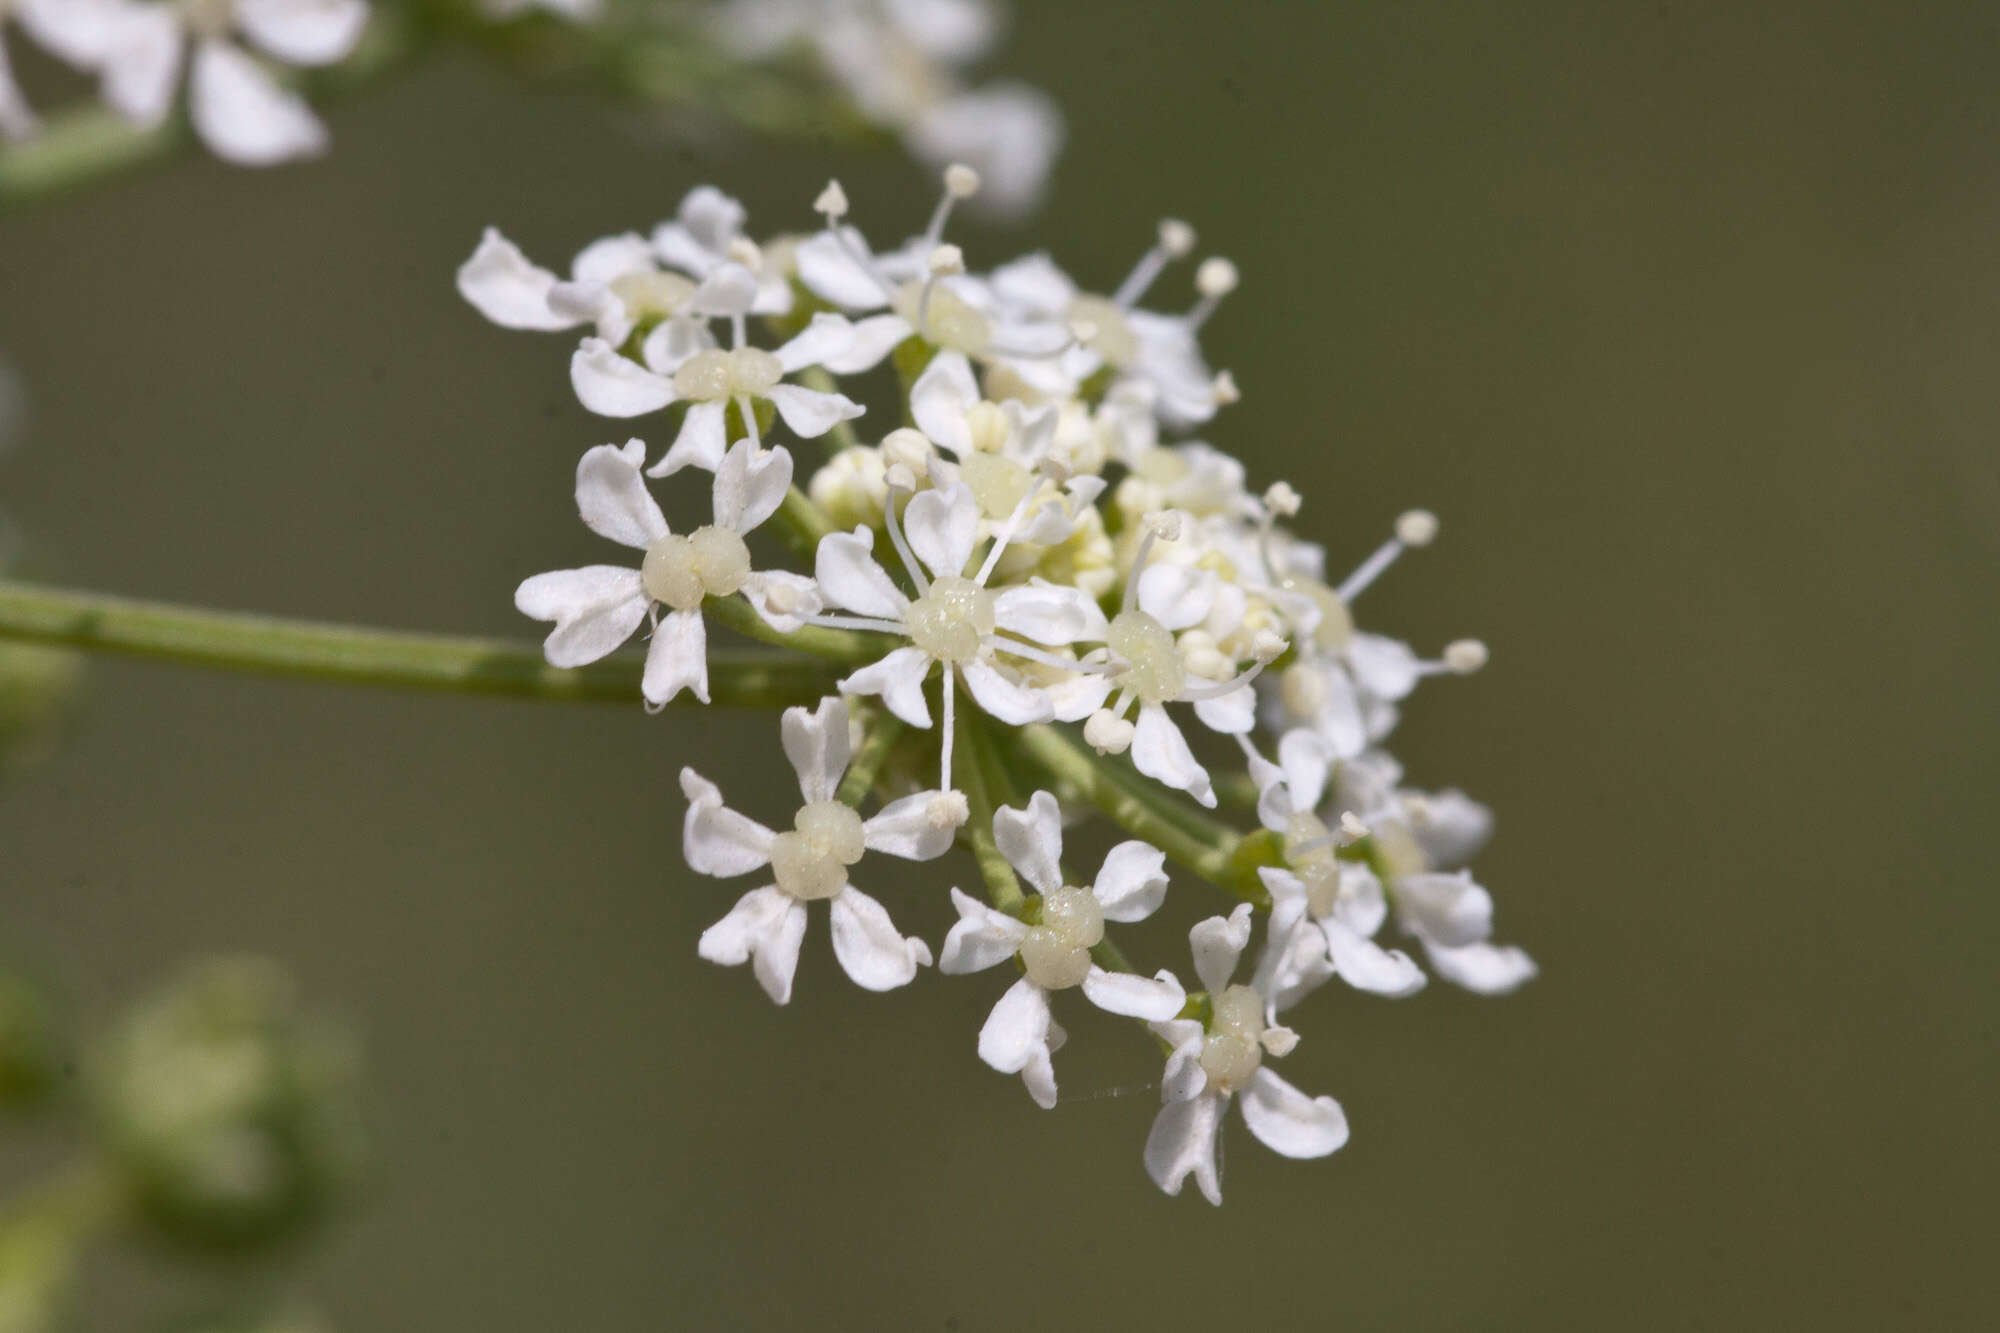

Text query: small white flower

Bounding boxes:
[45,0,370,166]
[1240,729,1426,1007]
[514,438,809,708]
[1144,905,1349,1206]
[649,185,794,317]
[681,696,958,1003]
[815,479,1107,787]
[939,790,1184,1107]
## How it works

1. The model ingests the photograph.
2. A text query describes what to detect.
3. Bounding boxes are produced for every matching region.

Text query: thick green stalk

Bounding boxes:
[0,579,839,707]
[774,484,840,555]
[1010,723,1254,900]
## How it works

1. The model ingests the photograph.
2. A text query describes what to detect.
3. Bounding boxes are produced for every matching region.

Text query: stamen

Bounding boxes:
[973,480,1045,586]
[940,664,957,789]
[813,179,896,302]
[803,613,909,636]
[730,313,747,349]
[1112,218,1196,309]
[1179,658,1269,701]
[881,482,931,596]
[924,164,981,249]
[1336,510,1437,604]
[1212,370,1240,405]
[736,395,759,449]
[1187,257,1238,331]
[916,244,965,339]
[1261,481,1301,518]
[814,180,849,221]
[1122,510,1183,614]
[1416,638,1489,677]
[988,641,1117,673]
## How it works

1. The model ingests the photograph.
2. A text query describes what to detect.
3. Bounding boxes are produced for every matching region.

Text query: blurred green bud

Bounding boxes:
[90,959,365,1252]
[0,972,60,1107]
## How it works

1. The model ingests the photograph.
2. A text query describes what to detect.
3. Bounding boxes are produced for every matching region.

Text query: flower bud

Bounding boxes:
[91,958,365,1251]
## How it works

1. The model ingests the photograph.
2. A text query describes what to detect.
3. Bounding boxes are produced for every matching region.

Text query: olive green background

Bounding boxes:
[3,1,1996,1328]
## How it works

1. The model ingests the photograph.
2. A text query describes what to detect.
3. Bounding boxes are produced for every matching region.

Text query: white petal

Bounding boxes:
[1091,840,1169,922]
[642,610,708,706]
[780,695,849,805]
[1395,871,1493,949]
[17,0,134,66]
[96,7,182,126]
[989,251,1077,314]
[829,887,931,991]
[814,528,909,620]
[574,439,667,549]
[1254,917,1337,1015]
[1347,632,1421,701]
[712,439,792,534]
[189,39,325,167]
[1191,684,1256,735]
[1136,562,1217,632]
[795,228,890,311]
[1239,1067,1349,1160]
[839,646,933,728]
[1081,967,1185,1021]
[1143,1093,1225,1205]
[698,886,806,1005]
[1190,903,1253,996]
[666,185,745,260]
[513,566,646,667]
[1323,920,1426,997]
[959,659,1052,725]
[938,887,1028,974]
[569,231,655,285]
[1423,940,1538,995]
[548,282,627,345]
[236,0,369,66]
[767,383,864,439]
[773,312,856,373]
[1019,1043,1060,1111]
[1155,1022,1208,1104]
[1331,862,1389,938]
[1047,668,1114,722]
[678,768,775,877]
[640,316,712,375]
[820,314,911,375]
[1409,789,1495,869]
[571,338,675,417]
[740,571,822,633]
[652,400,728,476]
[991,789,1063,895]
[457,229,574,331]
[901,482,980,579]
[688,262,759,317]
[1276,728,1333,816]
[976,976,1052,1075]
[1314,665,1369,758]
[861,789,960,860]
[992,581,1106,646]
[909,350,978,456]
[1131,704,1214,807]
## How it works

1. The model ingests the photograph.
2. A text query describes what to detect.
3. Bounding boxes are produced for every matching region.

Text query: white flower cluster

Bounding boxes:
[459,167,1534,1203]
[708,0,1060,216]
[1,0,371,164]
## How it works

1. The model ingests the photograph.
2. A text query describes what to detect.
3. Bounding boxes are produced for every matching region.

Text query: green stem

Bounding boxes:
[773,484,840,557]
[0,579,839,707]
[0,1158,122,1328]
[836,712,905,807]
[954,709,1025,915]
[1010,723,1252,899]
[703,591,883,662]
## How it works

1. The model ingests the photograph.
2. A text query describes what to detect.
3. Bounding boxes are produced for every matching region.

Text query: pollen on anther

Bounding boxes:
[928,244,966,277]
[814,180,849,218]
[1212,370,1241,405]
[1262,481,1301,517]
[1444,638,1489,674]
[1395,509,1439,546]
[944,164,983,198]
[1159,218,1196,257]
[1196,257,1239,297]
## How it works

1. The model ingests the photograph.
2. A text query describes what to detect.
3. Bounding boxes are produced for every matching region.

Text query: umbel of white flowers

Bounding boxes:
[459,165,1535,1204]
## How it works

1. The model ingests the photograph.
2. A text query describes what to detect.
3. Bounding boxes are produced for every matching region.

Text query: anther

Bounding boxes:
[1159,218,1196,257]
[1211,370,1241,405]
[1084,709,1136,755]
[944,163,983,198]
[927,243,965,277]
[1444,638,1489,674]
[1262,481,1301,518]
[1395,509,1439,547]
[927,790,970,829]
[814,180,849,220]
[727,237,763,269]
[1196,257,1239,298]
[1339,811,1370,841]
[880,428,932,478]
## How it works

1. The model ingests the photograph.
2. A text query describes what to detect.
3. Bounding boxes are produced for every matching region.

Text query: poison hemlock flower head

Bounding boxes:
[476,164,1534,1204]
[682,696,959,1003]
